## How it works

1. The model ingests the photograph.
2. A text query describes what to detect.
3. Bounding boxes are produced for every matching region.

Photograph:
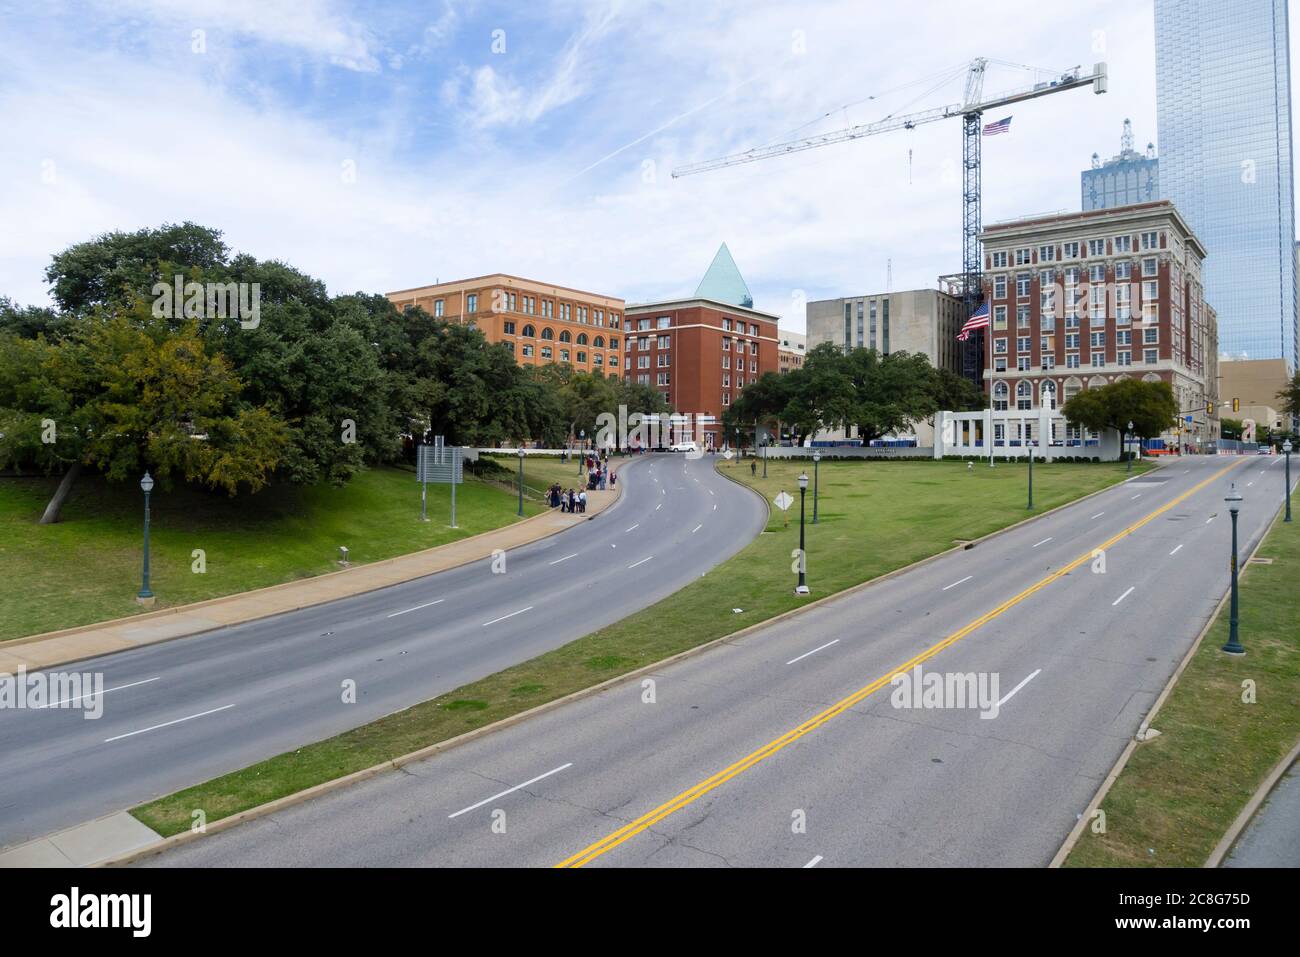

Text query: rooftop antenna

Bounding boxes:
[887,258,892,291]
[1121,117,1134,153]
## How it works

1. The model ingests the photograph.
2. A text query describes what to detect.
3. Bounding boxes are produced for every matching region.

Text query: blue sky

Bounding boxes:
[0,0,1293,330]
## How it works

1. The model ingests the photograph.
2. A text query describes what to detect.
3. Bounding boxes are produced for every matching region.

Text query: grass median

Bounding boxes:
[132,454,1146,837]
[0,466,542,642]
[1064,507,1300,868]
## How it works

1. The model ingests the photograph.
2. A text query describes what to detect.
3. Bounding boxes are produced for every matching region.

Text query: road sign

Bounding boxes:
[773,491,793,511]
[417,437,463,527]
[417,439,463,484]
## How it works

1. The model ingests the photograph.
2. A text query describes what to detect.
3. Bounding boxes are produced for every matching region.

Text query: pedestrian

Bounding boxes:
[751,460,757,477]
[579,489,587,513]
[610,470,617,488]
[599,470,607,490]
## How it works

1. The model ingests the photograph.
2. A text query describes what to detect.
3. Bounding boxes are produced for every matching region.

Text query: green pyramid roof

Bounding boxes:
[694,243,753,308]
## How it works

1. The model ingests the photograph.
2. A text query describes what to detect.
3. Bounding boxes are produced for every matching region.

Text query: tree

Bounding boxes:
[46,222,229,314]
[1277,371,1300,420]
[1062,379,1178,449]
[843,349,941,443]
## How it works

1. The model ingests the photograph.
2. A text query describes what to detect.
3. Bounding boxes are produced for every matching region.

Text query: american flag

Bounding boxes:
[956,302,990,341]
[983,116,1012,136]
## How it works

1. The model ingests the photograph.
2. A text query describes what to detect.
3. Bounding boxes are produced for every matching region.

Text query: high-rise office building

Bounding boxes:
[1082,119,1159,211]
[1154,0,1297,370]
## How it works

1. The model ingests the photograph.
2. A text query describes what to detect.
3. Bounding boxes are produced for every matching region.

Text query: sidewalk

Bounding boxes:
[1222,754,1300,867]
[0,483,622,674]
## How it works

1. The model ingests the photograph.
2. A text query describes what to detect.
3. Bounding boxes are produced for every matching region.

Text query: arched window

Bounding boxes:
[522,324,535,338]
[1142,372,1161,383]
[1063,376,1083,404]
[1088,375,1107,391]
[593,335,605,348]
[1041,380,1057,410]
[576,333,589,346]
[993,381,1009,411]
[541,327,554,340]
[1016,381,1033,410]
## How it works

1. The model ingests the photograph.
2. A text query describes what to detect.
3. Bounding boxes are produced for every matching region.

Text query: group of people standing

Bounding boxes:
[548,484,587,513]
[547,450,617,515]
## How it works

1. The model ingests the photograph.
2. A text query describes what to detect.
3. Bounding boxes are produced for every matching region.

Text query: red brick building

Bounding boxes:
[622,298,780,449]
[980,200,1220,445]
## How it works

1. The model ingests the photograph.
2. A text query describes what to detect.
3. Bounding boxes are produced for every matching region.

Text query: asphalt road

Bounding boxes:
[142,454,1296,867]
[0,452,767,848]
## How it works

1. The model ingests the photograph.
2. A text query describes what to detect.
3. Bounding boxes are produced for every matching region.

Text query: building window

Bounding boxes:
[1016,381,1032,410]
[576,333,589,346]
[993,381,1009,411]
[1088,239,1105,257]
[1091,353,1104,368]
[1017,305,1031,328]
[541,327,554,340]
[994,356,1008,372]
[994,305,1008,329]
[1039,245,1056,262]
[1114,261,1131,280]
[1141,231,1159,250]
[1016,273,1031,298]
[991,250,1008,268]
[593,335,605,348]
[1143,327,1158,344]
[1015,248,1032,265]
[1017,336,1031,353]
[1117,350,1131,366]
[467,294,478,312]
[540,346,552,359]
[503,321,516,335]
[1063,241,1079,259]
[1144,348,1158,364]
[658,372,669,385]
[1066,353,1080,368]
[658,316,671,329]
[434,299,444,317]
[1017,356,1031,371]
[577,351,587,363]
[560,349,570,362]
[1142,257,1158,277]
[1041,380,1057,409]
[522,324,535,338]
[657,335,670,349]
[522,344,534,357]
[1114,235,1132,253]
[994,338,1008,354]
[994,275,1007,298]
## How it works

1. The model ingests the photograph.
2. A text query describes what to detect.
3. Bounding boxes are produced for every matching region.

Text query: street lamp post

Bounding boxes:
[577,429,585,475]
[1222,484,1245,656]
[1126,420,1135,473]
[796,471,809,595]
[812,450,821,524]
[517,447,526,517]
[137,471,155,604]
[1284,439,1293,523]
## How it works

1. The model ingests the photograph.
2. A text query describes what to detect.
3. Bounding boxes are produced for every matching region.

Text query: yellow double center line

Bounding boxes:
[555,460,1243,867]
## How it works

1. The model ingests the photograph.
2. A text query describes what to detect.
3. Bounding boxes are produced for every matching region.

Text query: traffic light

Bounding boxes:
[1232,397,1240,413]
[1206,401,1214,416]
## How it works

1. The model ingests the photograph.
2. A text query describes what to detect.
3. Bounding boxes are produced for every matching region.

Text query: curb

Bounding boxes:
[104,456,1159,866]
[4,464,629,672]
[1048,488,1278,869]
[1205,738,1300,868]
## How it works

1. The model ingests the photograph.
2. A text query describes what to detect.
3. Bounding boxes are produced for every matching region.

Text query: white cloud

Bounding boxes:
[0,0,1190,339]
[99,0,382,71]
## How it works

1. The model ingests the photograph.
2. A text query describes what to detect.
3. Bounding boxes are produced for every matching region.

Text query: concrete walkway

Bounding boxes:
[0,483,621,674]
[1224,760,1300,868]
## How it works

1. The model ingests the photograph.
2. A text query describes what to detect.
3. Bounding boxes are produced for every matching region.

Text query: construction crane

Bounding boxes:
[672,57,1108,383]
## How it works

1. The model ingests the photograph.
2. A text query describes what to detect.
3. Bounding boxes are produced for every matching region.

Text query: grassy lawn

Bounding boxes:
[133,455,1145,837]
[1065,510,1300,868]
[0,466,542,642]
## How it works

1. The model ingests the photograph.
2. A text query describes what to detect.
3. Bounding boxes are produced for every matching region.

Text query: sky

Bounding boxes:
[0,0,1294,332]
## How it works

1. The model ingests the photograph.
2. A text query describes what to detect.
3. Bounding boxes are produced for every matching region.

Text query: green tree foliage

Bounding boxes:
[1061,378,1179,442]
[726,344,957,446]
[1277,371,1300,420]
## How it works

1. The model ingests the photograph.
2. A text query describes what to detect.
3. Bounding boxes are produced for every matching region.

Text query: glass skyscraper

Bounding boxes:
[1155,0,1297,370]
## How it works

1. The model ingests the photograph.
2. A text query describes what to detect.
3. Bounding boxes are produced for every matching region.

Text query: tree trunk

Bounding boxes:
[38,462,82,525]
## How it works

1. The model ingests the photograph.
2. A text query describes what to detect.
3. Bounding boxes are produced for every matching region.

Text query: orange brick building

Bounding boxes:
[385,274,626,377]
